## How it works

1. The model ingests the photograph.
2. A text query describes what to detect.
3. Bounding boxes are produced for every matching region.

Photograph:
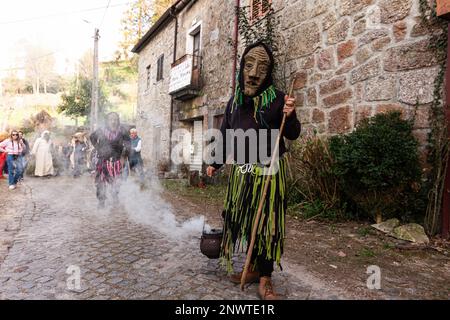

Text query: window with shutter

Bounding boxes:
[261,0,271,15]
[250,0,272,22]
[251,0,261,21]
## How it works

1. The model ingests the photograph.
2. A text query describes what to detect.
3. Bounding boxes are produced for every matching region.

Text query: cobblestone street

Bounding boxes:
[0,175,345,300]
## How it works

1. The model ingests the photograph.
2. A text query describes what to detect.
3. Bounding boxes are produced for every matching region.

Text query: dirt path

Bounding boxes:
[163,184,450,300]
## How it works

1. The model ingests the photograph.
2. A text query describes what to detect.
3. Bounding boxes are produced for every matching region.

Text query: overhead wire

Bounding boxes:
[0,1,132,75]
[0,2,130,25]
[99,0,112,28]
[0,49,64,72]
[0,1,129,73]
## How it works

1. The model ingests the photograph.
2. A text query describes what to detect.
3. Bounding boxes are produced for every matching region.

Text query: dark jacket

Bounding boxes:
[130,136,142,161]
[74,141,87,159]
[20,138,30,156]
[211,91,301,169]
[90,127,131,161]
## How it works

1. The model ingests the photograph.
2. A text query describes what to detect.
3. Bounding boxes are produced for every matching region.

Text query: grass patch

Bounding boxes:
[359,247,376,258]
[288,199,350,222]
[382,242,395,250]
[162,179,227,205]
[357,226,374,237]
[328,223,338,234]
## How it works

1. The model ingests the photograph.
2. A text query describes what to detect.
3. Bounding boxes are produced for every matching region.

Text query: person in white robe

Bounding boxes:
[31,130,54,177]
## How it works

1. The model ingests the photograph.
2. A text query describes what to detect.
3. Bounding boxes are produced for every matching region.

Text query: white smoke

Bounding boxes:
[119,176,212,239]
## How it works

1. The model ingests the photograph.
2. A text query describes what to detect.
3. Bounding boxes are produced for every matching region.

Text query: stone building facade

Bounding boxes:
[133,16,176,169]
[133,0,441,172]
[133,0,235,172]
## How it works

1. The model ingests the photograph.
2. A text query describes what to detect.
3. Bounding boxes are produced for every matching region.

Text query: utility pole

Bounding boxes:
[90,28,100,132]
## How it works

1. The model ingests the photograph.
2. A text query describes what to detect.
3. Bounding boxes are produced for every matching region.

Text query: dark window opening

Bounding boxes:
[146,65,151,88]
[156,55,164,81]
[193,31,201,69]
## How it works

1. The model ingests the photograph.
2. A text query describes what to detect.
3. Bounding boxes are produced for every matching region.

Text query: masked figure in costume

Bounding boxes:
[90,112,131,208]
[207,42,301,300]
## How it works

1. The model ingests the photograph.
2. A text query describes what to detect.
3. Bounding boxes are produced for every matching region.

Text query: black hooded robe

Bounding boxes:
[90,126,130,203]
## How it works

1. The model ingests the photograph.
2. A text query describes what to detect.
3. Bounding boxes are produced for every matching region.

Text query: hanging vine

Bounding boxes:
[419,0,449,236]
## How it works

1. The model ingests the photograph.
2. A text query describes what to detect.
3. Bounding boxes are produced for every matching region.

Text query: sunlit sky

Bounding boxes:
[0,0,134,77]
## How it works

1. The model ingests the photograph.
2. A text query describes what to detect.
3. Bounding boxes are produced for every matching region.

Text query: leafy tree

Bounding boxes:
[57,77,109,123]
[100,59,138,123]
[152,0,172,22]
[1,72,30,95]
[116,0,173,60]
[117,0,153,60]
[45,75,71,94]
[23,42,56,94]
[77,50,94,79]
[102,59,138,84]
[57,50,108,121]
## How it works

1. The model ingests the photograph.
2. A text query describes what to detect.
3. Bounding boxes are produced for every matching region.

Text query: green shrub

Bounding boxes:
[329,111,422,222]
[359,247,376,258]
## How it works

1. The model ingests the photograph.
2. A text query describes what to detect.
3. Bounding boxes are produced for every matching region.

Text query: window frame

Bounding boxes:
[250,0,272,22]
[192,30,201,69]
[156,54,164,81]
[146,64,151,89]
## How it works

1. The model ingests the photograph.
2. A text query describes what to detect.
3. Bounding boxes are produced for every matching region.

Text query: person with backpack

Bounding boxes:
[17,130,30,182]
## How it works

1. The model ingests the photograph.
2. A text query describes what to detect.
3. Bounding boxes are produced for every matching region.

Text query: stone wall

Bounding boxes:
[135,0,442,169]
[136,20,176,167]
[263,0,441,154]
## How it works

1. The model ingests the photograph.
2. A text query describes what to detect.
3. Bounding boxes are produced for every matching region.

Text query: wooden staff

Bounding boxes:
[240,76,296,291]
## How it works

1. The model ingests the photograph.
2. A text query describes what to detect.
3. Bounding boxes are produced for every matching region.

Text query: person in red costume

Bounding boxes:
[0,153,5,179]
[0,132,10,179]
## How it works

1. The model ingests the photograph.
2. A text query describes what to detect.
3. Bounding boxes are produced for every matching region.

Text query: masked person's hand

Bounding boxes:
[283,95,296,117]
[206,166,216,177]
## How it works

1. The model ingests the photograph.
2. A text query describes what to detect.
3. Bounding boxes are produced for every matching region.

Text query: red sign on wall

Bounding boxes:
[437,0,450,20]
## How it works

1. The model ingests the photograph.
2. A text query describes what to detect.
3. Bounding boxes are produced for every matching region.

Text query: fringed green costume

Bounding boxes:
[220,157,288,273]
[232,84,277,119]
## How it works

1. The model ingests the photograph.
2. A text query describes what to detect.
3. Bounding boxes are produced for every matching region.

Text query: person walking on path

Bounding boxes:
[128,128,145,183]
[31,130,55,177]
[72,133,87,178]
[206,42,301,300]
[62,141,73,174]
[17,130,30,182]
[0,130,24,189]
